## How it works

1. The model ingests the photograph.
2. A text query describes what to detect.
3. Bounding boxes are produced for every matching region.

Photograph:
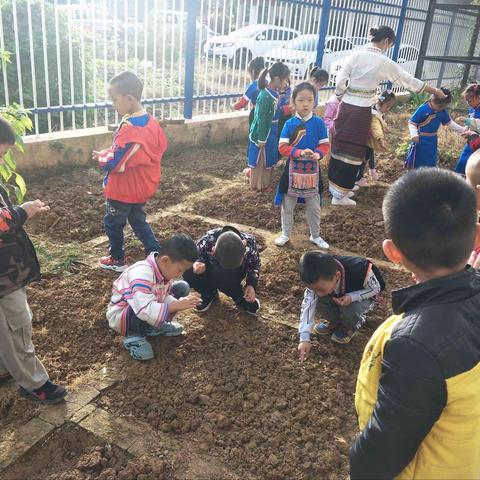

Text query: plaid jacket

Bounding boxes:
[0,186,40,298]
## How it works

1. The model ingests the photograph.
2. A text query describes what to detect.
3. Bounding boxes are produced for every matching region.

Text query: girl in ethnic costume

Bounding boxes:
[248,62,290,191]
[330,26,446,206]
[274,82,330,248]
[356,90,396,186]
[405,88,465,169]
[454,84,480,175]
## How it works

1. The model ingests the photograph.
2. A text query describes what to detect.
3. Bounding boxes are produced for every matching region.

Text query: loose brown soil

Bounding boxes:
[0,121,443,479]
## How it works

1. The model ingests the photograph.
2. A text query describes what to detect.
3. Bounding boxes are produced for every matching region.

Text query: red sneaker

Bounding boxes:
[99,255,127,272]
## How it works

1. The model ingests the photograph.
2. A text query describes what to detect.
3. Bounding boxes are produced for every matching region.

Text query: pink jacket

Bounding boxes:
[323,96,340,131]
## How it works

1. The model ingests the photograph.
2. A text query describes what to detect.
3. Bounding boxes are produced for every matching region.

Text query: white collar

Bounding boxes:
[295,112,313,122]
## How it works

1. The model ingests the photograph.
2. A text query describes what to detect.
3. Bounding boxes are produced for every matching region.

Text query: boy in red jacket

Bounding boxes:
[93,72,167,272]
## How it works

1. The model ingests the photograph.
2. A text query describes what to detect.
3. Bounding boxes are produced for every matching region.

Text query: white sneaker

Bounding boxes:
[352,184,360,192]
[346,191,355,198]
[274,235,290,247]
[310,236,329,249]
[332,196,357,206]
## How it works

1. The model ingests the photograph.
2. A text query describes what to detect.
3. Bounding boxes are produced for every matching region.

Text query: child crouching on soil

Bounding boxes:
[350,169,480,479]
[93,71,167,272]
[106,234,201,361]
[0,117,67,404]
[183,226,261,315]
[298,252,385,358]
[274,82,330,249]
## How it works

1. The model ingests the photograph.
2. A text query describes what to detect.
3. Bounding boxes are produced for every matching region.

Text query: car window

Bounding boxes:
[265,29,278,40]
[399,47,417,61]
[327,38,353,52]
[285,30,297,41]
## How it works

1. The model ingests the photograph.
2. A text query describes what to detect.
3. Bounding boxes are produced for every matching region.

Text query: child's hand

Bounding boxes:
[411,136,420,144]
[244,285,256,303]
[92,150,100,161]
[332,295,353,307]
[173,293,201,312]
[456,116,467,123]
[468,250,480,269]
[298,341,312,362]
[21,200,50,219]
[462,129,476,138]
[302,148,314,158]
[193,261,206,275]
[312,152,321,161]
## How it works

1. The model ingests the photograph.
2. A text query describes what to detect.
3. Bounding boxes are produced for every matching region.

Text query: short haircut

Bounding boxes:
[158,234,198,263]
[466,150,480,190]
[383,168,477,271]
[299,252,338,284]
[309,67,329,84]
[215,231,246,269]
[292,81,316,101]
[432,87,452,108]
[109,71,143,100]
[0,117,16,145]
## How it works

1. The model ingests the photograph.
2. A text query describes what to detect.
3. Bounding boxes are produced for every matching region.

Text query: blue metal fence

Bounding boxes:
[0,0,477,133]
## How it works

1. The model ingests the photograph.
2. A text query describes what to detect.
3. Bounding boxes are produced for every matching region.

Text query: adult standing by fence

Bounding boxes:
[329,26,446,206]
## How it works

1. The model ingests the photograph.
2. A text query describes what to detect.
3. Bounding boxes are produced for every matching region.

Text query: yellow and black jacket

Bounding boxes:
[350,267,480,479]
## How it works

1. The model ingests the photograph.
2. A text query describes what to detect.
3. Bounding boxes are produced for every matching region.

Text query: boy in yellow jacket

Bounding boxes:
[350,168,480,479]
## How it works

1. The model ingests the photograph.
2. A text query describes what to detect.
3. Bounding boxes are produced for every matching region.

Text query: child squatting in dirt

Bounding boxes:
[183,226,261,315]
[106,234,201,361]
[297,251,385,356]
[0,117,67,404]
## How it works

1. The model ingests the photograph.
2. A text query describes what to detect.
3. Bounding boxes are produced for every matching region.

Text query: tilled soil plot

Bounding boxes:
[24,143,247,244]
[3,422,174,480]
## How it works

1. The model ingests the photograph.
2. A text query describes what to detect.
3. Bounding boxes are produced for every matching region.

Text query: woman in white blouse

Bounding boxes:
[328,26,446,206]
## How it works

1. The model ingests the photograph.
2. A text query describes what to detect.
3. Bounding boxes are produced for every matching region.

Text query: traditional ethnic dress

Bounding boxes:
[248,87,280,190]
[275,113,329,238]
[455,104,480,174]
[406,101,464,169]
[330,44,426,198]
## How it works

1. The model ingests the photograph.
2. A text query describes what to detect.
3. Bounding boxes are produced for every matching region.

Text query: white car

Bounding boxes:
[329,44,433,81]
[203,24,300,67]
[264,35,356,79]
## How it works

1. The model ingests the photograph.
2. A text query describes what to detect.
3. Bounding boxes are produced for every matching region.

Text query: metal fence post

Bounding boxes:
[437,11,456,87]
[415,0,436,79]
[315,0,331,68]
[184,0,197,120]
[391,0,408,63]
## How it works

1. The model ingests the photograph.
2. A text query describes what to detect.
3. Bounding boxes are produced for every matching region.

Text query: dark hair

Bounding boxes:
[109,71,143,100]
[370,26,396,44]
[0,117,16,145]
[464,83,480,97]
[292,82,316,102]
[378,89,396,105]
[432,87,452,108]
[258,62,290,89]
[299,252,338,284]
[158,234,198,263]
[248,57,265,80]
[215,231,246,269]
[383,168,477,271]
[309,67,329,85]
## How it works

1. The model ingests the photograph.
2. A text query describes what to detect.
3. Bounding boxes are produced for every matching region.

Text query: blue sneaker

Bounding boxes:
[145,321,184,337]
[123,336,154,360]
[313,320,334,336]
[19,380,67,404]
[331,326,357,344]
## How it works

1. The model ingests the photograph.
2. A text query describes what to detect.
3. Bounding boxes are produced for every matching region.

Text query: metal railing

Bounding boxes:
[0,0,477,135]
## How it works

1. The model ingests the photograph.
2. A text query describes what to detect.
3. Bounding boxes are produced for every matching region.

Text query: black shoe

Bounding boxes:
[0,373,12,385]
[196,293,217,313]
[19,380,67,405]
[236,298,261,316]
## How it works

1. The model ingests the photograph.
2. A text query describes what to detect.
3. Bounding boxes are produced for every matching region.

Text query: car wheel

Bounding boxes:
[233,49,252,69]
